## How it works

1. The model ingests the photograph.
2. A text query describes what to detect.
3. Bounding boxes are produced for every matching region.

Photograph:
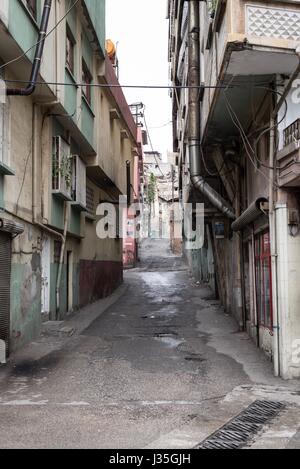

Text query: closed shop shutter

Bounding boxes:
[0,231,11,356]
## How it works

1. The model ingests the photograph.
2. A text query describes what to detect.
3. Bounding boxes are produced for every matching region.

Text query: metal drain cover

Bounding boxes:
[196,400,285,449]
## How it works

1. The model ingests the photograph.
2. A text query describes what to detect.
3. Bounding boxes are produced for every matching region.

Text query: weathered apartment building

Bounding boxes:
[0,0,138,358]
[143,151,178,241]
[168,0,300,379]
[123,103,146,269]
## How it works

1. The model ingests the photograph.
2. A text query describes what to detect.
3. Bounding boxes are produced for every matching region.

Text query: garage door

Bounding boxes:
[0,231,11,357]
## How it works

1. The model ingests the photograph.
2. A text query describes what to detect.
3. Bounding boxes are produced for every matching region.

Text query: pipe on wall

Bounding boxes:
[6,0,53,96]
[188,1,235,220]
[56,202,69,320]
[126,160,131,206]
[231,197,268,232]
[31,103,67,320]
[269,116,280,377]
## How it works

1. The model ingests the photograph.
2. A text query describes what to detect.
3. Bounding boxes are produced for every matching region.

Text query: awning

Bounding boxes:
[231,198,268,232]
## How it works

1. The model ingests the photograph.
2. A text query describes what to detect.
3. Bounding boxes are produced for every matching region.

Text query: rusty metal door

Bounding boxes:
[0,231,11,357]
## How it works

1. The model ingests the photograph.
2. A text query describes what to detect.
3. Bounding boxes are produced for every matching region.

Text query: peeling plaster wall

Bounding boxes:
[10,224,42,352]
[0,0,134,353]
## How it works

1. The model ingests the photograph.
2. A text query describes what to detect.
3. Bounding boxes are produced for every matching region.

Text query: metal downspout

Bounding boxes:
[31,104,66,319]
[56,202,69,320]
[6,0,53,96]
[269,116,280,377]
[188,1,235,220]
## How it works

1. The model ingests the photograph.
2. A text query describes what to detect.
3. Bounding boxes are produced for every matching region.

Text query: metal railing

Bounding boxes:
[284,119,300,147]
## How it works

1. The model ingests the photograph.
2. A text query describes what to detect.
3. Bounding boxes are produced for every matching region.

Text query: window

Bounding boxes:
[52,136,73,199]
[71,155,86,208]
[255,231,273,329]
[82,60,92,104]
[54,240,62,264]
[26,0,37,19]
[284,119,300,147]
[66,29,75,75]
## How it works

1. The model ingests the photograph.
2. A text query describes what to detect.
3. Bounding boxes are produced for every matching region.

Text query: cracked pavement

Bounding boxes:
[0,239,299,449]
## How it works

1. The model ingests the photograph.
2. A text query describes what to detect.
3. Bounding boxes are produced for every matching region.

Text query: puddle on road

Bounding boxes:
[140,272,181,287]
[154,336,185,349]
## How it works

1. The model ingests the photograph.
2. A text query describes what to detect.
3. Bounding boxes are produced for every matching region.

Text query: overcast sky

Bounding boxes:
[106,0,172,160]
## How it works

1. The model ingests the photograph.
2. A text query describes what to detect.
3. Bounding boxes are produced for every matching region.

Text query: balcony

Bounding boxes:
[84,56,138,198]
[202,0,300,143]
[278,119,300,187]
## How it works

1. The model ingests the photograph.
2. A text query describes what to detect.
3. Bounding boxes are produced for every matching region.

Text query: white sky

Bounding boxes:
[106,0,172,160]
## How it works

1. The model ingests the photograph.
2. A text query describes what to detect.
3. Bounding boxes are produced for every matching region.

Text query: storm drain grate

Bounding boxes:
[195,400,285,449]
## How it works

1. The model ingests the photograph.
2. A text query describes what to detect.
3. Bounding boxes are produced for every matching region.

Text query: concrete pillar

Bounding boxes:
[276,203,300,379]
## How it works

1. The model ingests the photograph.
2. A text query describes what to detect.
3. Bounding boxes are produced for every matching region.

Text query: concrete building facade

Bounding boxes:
[168,0,300,379]
[0,0,137,356]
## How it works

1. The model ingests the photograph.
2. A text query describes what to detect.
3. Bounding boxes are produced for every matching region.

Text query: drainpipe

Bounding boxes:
[6,0,52,96]
[126,160,131,206]
[188,1,235,220]
[251,229,260,348]
[56,202,69,320]
[31,103,67,320]
[269,116,280,377]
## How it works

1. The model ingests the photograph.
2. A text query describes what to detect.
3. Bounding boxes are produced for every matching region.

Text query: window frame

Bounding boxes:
[66,27,76,76]
[25,0,37,20]
[81,60,92,105]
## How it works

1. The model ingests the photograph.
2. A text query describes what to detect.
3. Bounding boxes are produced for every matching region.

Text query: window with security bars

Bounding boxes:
[208,0,218,17]
[284,119,300,147]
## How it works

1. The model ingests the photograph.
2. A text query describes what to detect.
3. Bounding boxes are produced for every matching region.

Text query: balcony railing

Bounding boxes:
[284,119,300,147]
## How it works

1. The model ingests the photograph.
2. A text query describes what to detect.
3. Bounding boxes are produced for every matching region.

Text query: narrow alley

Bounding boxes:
[0,240,299,449]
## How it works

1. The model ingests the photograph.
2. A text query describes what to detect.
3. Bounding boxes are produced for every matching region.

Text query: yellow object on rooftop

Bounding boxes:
[106,39,116,60]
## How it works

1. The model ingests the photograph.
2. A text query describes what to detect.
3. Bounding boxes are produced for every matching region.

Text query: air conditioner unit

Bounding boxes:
[52,136,73,201]
[71,155,87,211]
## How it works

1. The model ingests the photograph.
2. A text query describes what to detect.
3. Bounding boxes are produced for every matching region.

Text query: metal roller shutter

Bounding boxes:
[0,231,11,357]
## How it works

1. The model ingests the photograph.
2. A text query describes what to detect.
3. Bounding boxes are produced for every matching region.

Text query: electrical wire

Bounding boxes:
[143,109,166,178]
[16,136,33,214]
[174,71,235,181]
[223,92,279,189]
[149,121,173,129]
[224,86,288,173]
[2,78,226,90]
[0,0,81,72]
[2,78,292,92]
[253,87,288,147]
